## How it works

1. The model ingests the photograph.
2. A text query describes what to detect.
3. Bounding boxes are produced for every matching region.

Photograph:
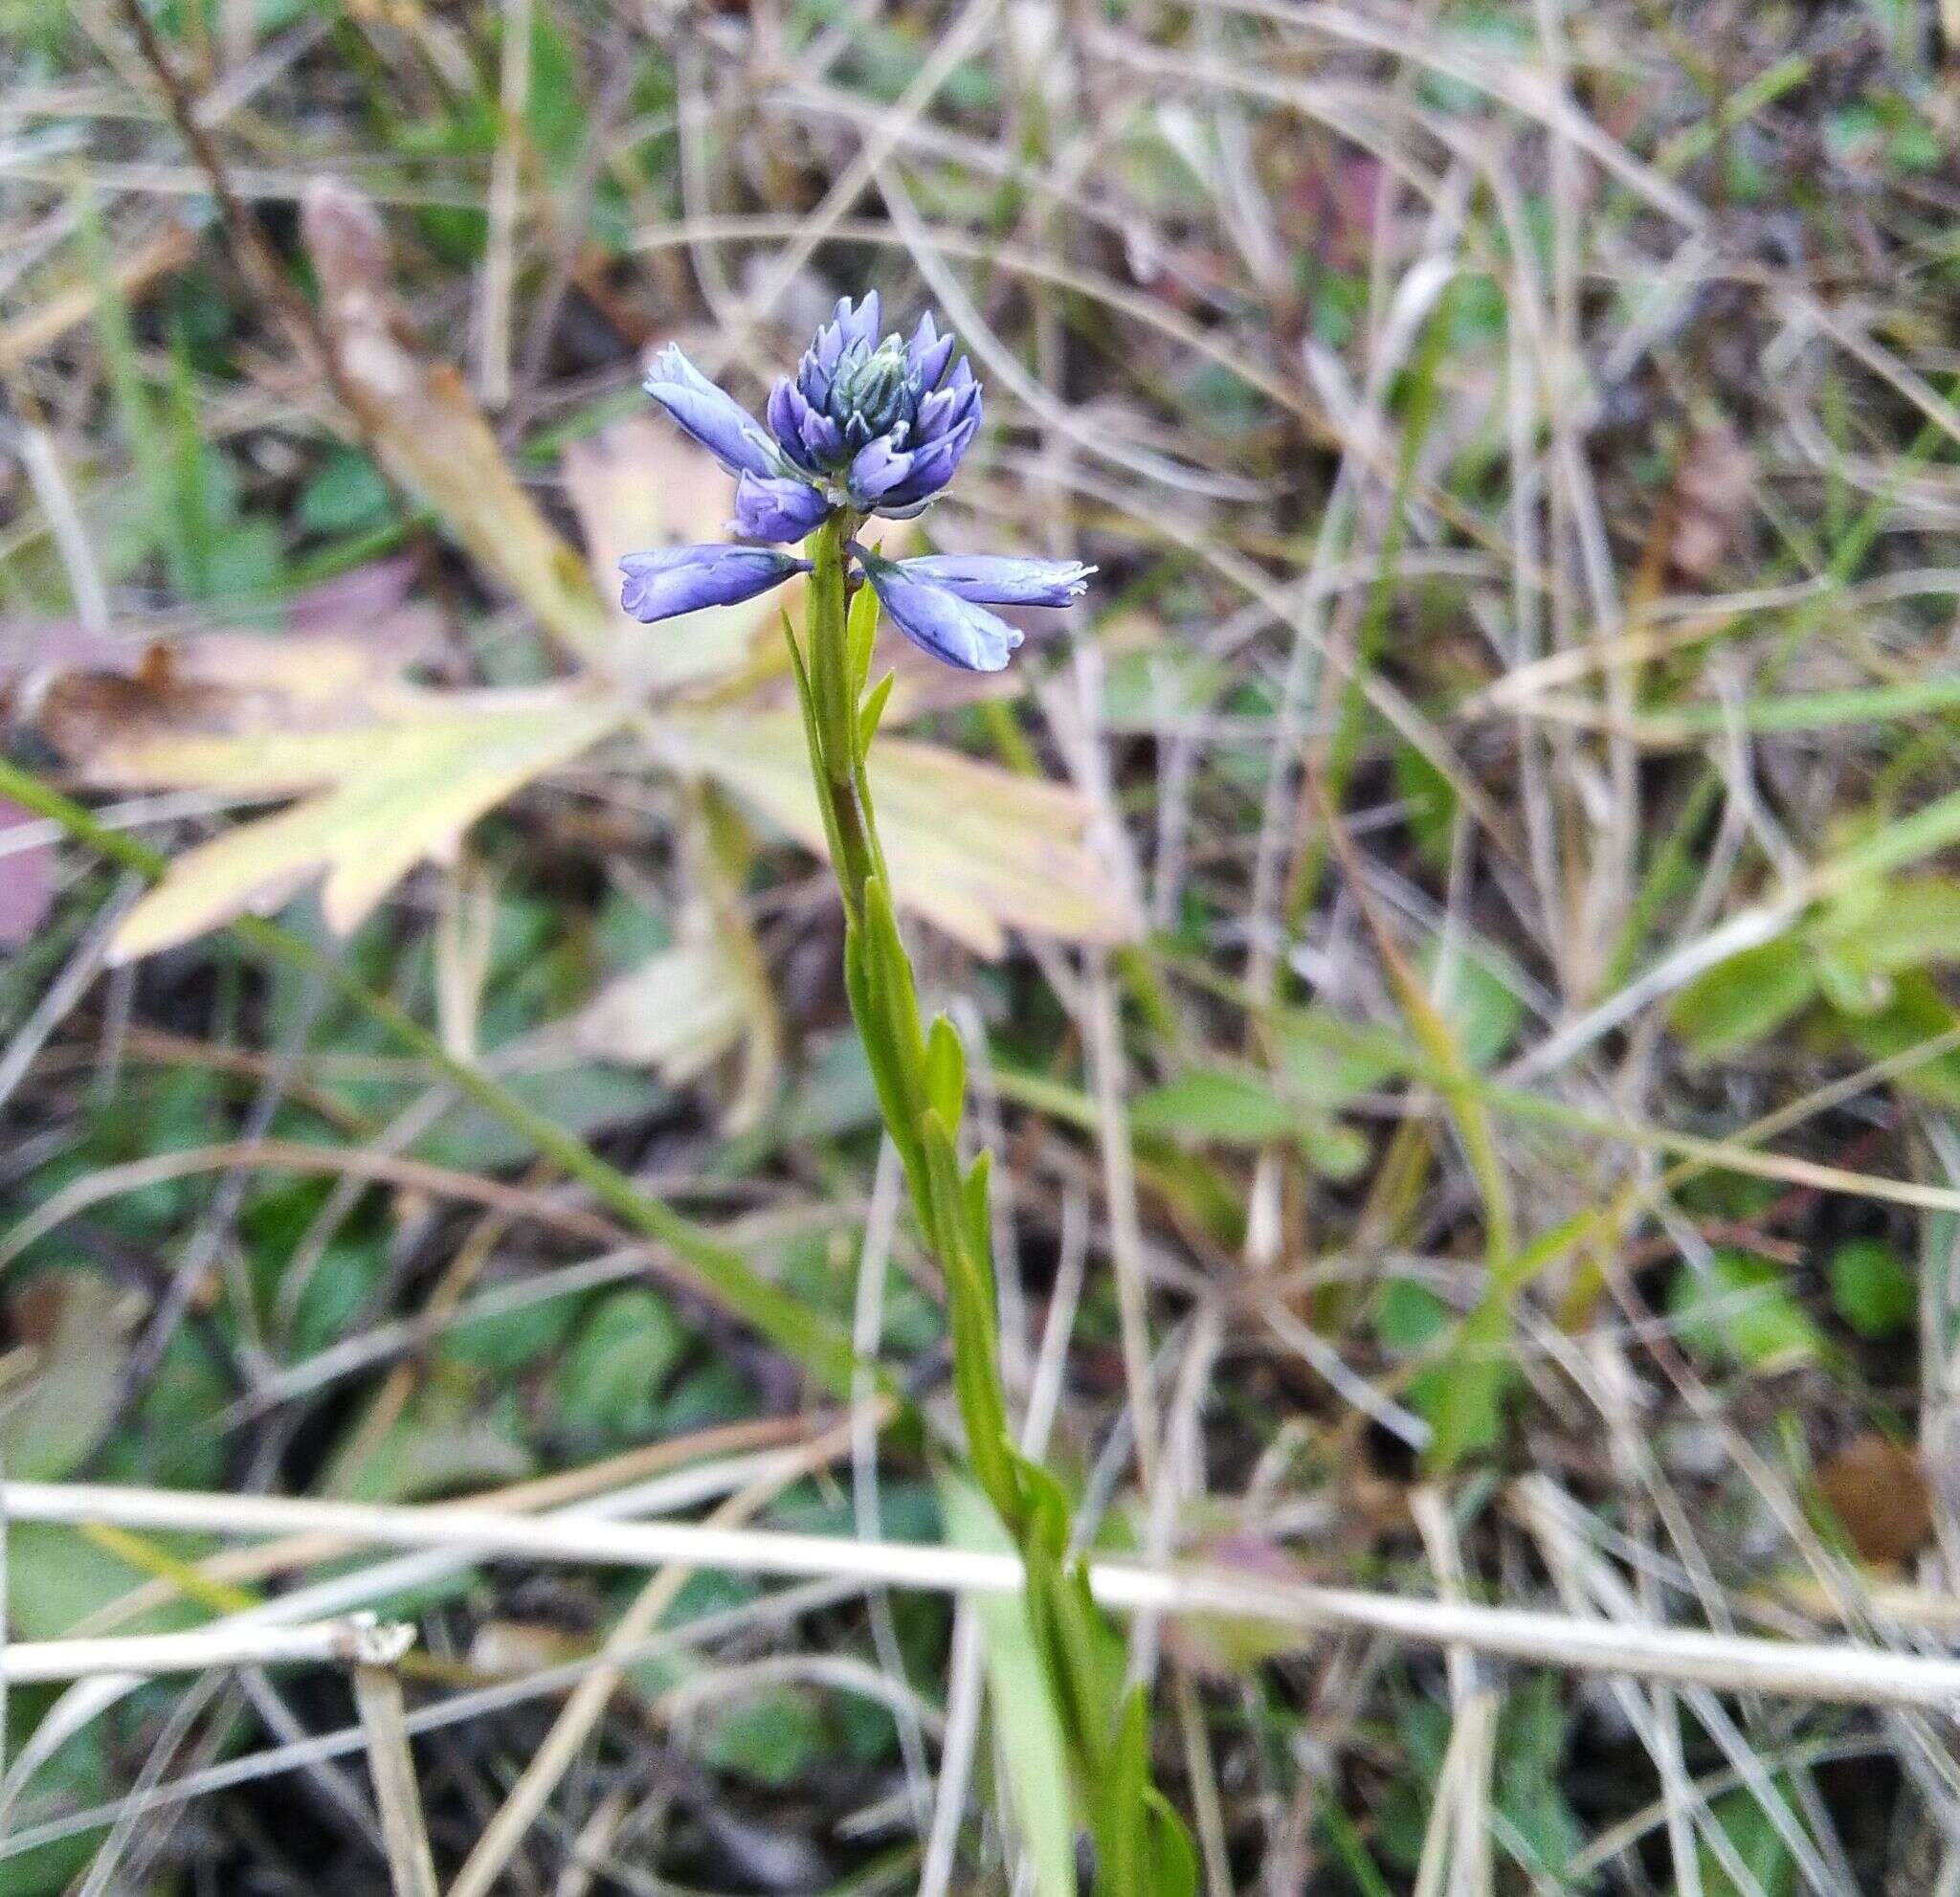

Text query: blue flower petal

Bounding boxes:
[873,412,978,510]
[836,291,881,351]
[766,379,819,473]
[642,346,777,481]
[889,554,1094,607]
[734,472,832,543]
[859,553,1024,672]
[916,379,981,441]
[847,435,917,502]
[619,545,806,623]
[642,302,988,528]
[905,314,955,391]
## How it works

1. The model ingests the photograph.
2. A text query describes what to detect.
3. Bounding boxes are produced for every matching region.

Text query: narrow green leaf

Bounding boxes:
[925,1013,967,1134]
[1671,937,1819,1058]
[1131,1066,1293,1144]
[847,575,881,708]
[1096,1690,1149,1897]
[938,1478,1080,1897]
[961,1149,996,1306]
[1413,1298,1516,1469]
[843,930,925,1198]
[1145,1788,1201,1897]
[1810,876,1960,975]
[861,875,928,1104]
[858,668,897,754]
[1668,1250,1824,1372]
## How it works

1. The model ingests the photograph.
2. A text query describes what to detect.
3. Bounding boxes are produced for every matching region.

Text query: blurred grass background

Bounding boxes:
[5,0,1960,1889]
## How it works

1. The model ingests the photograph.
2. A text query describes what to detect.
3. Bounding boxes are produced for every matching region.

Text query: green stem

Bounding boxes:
[790,525,1196,1896]
[807,516,879,925]
[0,754,862,1397]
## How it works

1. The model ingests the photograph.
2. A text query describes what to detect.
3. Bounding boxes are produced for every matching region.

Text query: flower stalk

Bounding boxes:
[787,525,1194,1897]
[624,292,1189,1894]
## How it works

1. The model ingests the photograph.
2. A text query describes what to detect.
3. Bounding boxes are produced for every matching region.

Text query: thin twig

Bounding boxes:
[2,1618,413,1683]
[352,1663,442,1897]
[10,1482,1960,1712]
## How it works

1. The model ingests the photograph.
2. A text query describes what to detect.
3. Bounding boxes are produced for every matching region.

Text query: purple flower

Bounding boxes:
[642,346,779,482]
[880,553,1095,607]
[771,305,984,516]
[735,472,832,543]
[625,299,1091,668]
[857,549,1025,673]
[619,545,808,623]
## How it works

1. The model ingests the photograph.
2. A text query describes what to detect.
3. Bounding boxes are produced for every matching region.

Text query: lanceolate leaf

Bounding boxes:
[939,1478,1080,1897]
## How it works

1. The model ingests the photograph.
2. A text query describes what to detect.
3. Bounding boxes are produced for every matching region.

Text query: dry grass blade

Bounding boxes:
[11,1482,1960,1711]
[300,182,613,662]
[352,1662,441,1897]
[3,1620,412,1683]
[0,1137,629,1275]
[70,1416,816,1637]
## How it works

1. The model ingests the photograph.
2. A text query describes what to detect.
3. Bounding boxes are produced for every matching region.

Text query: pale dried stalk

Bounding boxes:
[11,1482,1960,1712]
[3,1618,412,1683]
[352,1663,440,1897]
[475,0,531,409]
[72,1413,813,1636]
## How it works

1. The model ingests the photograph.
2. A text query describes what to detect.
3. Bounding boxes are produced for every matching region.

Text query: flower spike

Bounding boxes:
[624,300,1090,670]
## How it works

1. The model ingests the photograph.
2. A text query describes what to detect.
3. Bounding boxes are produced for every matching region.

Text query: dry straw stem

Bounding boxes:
[352,1663,441,1897]
[1,1618,413,1683]
[11,1483,1960,1714]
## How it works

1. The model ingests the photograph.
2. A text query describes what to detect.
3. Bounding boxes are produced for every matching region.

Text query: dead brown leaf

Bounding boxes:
[8,559,442,763]
[301,182,613,662]
[1817,1432,1931,1566]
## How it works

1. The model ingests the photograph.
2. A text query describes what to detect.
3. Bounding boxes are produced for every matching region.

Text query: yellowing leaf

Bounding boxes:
[0,1272,140,1480]
[99,686,626,960]
[560,417,791,692]
[658,709,1139,955]
[301,183,612,661]
[565,937,749,1082]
